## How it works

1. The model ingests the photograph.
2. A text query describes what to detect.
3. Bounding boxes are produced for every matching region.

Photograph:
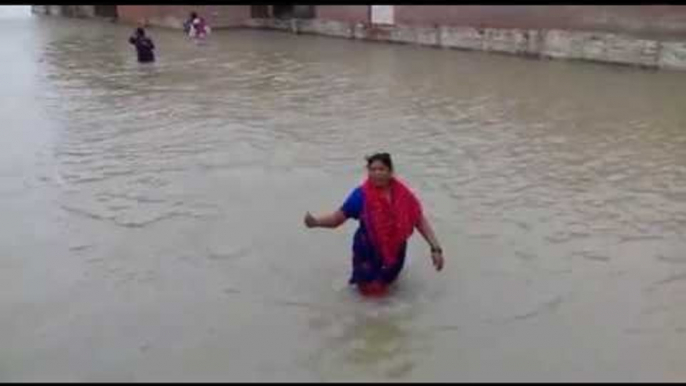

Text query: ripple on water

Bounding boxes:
[5,19,686,381]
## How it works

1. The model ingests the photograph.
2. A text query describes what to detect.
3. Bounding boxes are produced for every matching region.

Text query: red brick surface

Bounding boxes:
[394,6,686,37]
[118,5,686,38]
[315,6,369,24]
[117,5,249,28]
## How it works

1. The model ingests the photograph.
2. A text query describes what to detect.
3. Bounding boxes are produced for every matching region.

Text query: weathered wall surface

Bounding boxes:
[273,5,686,71]
[315,6,369,24]
[32,5,95,18]
[252,11,686,70]
[393,6,686,40]
[116,5,250,29]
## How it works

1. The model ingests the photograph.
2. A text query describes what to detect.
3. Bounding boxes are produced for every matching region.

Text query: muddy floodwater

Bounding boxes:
[2,11,686,382]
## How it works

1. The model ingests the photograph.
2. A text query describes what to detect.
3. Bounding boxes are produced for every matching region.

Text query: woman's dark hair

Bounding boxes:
[136,27,145,36]
[366,152,393,171]
[190,12,198,19]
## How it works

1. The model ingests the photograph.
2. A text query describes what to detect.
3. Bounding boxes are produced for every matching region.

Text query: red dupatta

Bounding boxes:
[361,177,423,267]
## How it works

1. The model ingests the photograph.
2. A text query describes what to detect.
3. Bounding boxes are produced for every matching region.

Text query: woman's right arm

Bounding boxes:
[304,210,347,229]
[306,187,359,229]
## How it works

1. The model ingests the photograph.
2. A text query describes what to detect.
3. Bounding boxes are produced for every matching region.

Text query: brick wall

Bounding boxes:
[394,6,686,38]
[315,6,369,24]
[117,5,250,29]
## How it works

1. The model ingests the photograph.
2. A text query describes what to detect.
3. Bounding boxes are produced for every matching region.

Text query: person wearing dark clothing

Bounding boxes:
[183,12,197,35]
[128,28,155,63]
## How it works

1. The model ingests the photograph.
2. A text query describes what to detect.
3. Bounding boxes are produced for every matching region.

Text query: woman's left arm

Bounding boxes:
[416,214,444,271]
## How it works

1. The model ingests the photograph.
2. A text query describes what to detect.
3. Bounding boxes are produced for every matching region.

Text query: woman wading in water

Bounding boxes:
[304,153,444,297]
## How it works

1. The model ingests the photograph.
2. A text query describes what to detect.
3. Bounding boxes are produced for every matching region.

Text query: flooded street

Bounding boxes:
[3,11,686,381]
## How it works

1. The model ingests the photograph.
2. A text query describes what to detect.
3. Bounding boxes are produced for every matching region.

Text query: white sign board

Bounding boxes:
[371,5,394,25]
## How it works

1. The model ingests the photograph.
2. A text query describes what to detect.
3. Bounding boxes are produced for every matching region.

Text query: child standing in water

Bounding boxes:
[187,12,211,42]
[128,27,155,63]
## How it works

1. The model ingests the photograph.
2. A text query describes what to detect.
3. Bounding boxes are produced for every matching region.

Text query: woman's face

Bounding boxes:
[368,160,393,187]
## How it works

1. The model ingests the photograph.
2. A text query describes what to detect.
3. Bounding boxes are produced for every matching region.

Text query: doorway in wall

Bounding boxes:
[272,5,315,19]
[94,5,117,18]
[251,5,269,18]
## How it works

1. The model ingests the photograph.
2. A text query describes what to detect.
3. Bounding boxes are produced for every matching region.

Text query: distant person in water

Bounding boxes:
[304,153,445,297]
[183,12,196,35]
[128,27,155,63]
[187,12,211,41]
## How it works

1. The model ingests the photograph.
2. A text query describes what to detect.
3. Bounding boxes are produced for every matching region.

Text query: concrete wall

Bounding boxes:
[117,5,250,29]
[394,6,686,40]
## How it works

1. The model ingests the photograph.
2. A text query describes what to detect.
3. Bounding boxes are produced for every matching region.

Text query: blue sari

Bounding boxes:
[340,187,408,287]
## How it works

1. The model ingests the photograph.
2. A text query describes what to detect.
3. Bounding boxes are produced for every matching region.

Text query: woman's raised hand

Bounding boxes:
[304,212,318,228]
[431,249,444,271]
